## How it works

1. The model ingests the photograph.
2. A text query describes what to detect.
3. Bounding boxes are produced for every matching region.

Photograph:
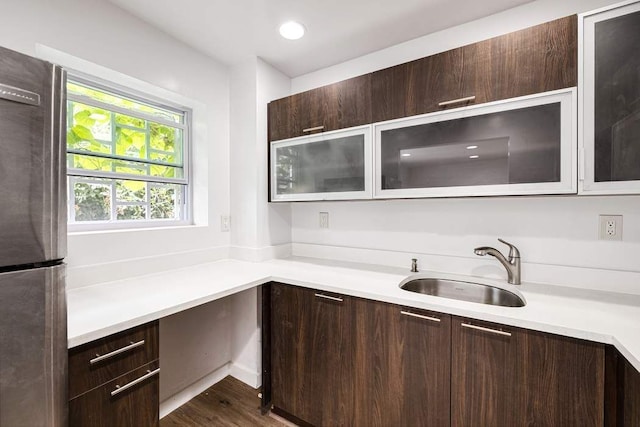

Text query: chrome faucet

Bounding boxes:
[474,238,521,285]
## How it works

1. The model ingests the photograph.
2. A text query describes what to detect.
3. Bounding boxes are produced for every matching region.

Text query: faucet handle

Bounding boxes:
[498,238,520,259]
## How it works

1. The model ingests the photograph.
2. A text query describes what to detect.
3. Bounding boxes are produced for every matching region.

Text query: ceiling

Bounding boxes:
[108,0,533,77]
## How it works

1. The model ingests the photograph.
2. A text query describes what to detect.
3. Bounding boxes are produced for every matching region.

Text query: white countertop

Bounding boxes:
[67,257,640,372]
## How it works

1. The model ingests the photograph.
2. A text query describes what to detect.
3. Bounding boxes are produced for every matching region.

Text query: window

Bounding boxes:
[66,77,190,229]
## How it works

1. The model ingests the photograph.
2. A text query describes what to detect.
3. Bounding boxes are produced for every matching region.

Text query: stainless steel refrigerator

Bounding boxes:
[0,45,67,426]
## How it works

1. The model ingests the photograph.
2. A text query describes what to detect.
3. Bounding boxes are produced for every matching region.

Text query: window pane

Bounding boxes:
[150,185,179,219]
[116,180,146,202]
[68,153,183,180]
[67,101,112,152]
[115,113,145,129]
[115,127,147,158]
[68,82,182,124]
[73,181,111,221]
[117,205,146,220]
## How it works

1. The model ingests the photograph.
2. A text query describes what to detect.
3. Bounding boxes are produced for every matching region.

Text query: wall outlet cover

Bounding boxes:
[319,212,329,229]
[221,215,231,232]
[599,214,622,241]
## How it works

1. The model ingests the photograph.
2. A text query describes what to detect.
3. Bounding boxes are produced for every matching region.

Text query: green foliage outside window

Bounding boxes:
[67,81,186,224]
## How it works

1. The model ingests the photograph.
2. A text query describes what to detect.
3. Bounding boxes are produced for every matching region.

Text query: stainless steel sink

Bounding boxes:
[400,277,526,307]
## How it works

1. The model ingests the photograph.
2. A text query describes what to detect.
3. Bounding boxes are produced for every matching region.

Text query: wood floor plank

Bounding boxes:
[161,376,285,427]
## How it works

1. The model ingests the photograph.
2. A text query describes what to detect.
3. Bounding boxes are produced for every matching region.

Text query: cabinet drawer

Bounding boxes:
[69,321,159,399]
[69,360,160,427]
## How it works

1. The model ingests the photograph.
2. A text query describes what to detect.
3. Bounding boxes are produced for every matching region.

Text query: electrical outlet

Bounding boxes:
[319,212,329,229]
[599,215,622,241]
[220,215,231,232]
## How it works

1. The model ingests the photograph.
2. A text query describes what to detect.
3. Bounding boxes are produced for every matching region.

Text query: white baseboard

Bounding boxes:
[159,362,232,419]
[229,362,261,389]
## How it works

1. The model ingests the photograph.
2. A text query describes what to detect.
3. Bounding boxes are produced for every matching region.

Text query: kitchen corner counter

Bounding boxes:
[67,257,640,372]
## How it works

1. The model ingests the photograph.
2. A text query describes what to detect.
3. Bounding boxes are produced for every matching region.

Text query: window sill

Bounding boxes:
[67,221,206,236]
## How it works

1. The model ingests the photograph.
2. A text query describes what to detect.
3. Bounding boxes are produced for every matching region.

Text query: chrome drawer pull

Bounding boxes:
[461,322,511,337]
[90,340,145,365]
[400,310,441,323]
[302,125,324,133]
[111,368,160,397]
[314,293,343,302]
[438,95,476,107]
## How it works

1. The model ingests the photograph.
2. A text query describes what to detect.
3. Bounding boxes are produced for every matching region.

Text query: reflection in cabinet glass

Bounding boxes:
[375,89,577,198]
[271,126,372,201]
[581,1,640,194]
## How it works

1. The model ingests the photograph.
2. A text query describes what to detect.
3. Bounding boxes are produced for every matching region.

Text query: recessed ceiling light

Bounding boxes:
[401,153,412,157]
[469,155,479,159]
[279,21,305,40]
[466,145,478,150]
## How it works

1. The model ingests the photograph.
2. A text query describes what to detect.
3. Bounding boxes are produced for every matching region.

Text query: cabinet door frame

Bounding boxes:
[579,0,640,195]
[373,88,578,199]
[270,124,373,201]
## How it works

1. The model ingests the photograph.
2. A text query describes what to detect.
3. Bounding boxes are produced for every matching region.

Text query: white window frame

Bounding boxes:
[373,88,578,199]
[579,0,640,195]
[66,73,192,231]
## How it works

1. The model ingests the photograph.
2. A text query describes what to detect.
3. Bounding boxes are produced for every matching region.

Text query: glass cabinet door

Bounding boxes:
[374,89,576,198]
[270,126,372,201]
[581,1,640,194]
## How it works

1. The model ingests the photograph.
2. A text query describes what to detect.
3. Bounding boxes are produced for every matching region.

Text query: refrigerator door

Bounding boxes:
[0,46,66,268]
[0,264,67,427]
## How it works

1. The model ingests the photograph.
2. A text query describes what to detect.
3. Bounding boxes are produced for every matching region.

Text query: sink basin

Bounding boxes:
[399,277,526,307]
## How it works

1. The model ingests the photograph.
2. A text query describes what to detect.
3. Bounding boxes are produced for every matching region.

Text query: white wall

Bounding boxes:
[0,0,232,285]
[228,57,291,387]
[230,58,292,258]
[288,0,640,295]
[0,0,235,414]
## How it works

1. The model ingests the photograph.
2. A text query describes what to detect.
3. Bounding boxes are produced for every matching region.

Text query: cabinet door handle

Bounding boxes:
[461,322,511,337]
[302,125,324,133]
[90,340,145,365]
[438,95,476,107]
[314,293,343,302]
[400,310,441,323]
[111,368,160,397]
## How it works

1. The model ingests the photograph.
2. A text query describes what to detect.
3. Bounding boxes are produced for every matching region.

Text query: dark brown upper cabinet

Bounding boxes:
[371,45,476,122]
[372,15,577,123]
[268,74,372,142]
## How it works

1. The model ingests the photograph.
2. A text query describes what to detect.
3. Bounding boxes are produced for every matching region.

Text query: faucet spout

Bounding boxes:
[473,239,521,285]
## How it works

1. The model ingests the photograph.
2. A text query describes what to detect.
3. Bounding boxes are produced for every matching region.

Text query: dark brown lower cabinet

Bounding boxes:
[353,300,451,426]
[68,321,160,427]
[451,316,605,427]
[69,360,160,427]
[605,346,640,426]
[271,283,353,426]
[623,358,640,426]
[267,283,617,427]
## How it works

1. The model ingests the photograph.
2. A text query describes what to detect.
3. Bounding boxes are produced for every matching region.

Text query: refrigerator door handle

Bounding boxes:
[0,83,40,106]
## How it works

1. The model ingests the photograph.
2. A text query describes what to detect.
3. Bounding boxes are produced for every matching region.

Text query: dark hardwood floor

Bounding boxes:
[161,376,286,427]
